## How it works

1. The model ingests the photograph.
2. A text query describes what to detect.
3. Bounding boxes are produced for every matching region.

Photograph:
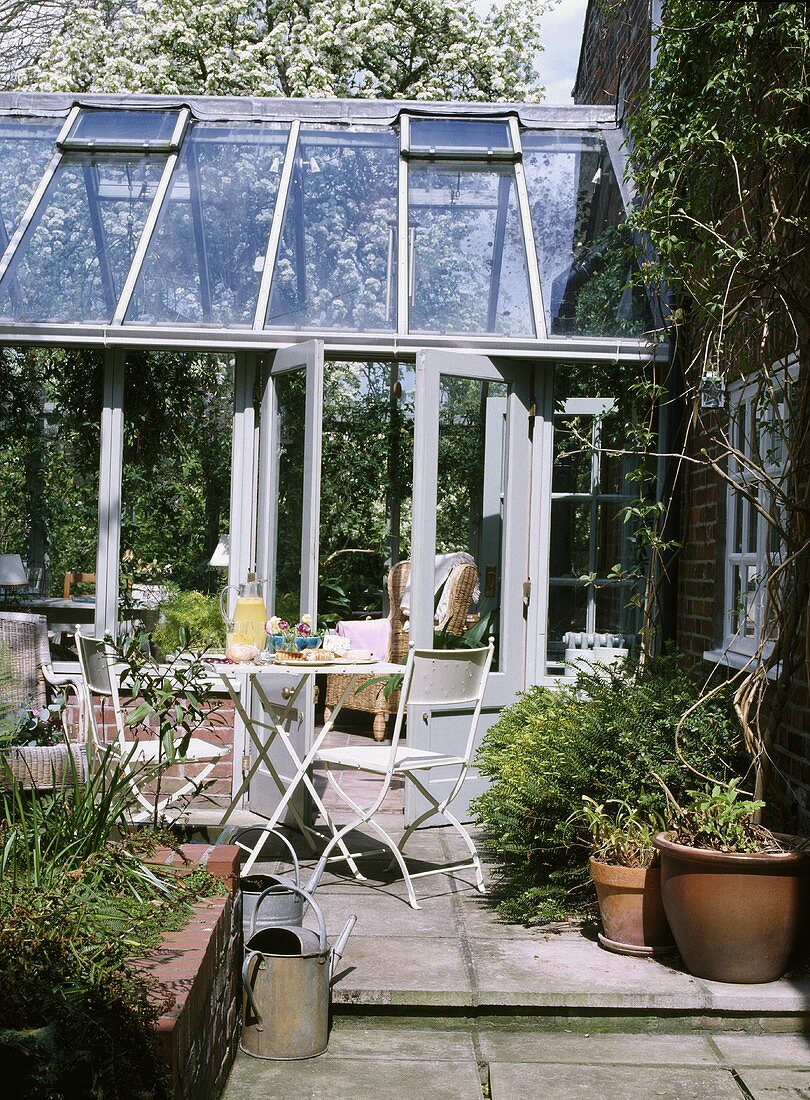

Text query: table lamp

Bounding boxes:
[0,553,28,606]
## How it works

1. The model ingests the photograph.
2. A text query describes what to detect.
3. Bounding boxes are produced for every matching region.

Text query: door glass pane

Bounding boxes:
[435,377,507,667]
[547,583,587,672]
[0,153,166,322]
[120,352,233,653]
[550,499,591,575]
[0,118,61,244]
[266,129,398,331]
[127,123,290,327]
[271,370,307,621]
[318,362,415,626]
[522,132,654,337]
[408,162,533,336]
[0,346,101,659]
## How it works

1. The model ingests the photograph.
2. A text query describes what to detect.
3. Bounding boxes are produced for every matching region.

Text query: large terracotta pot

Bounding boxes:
[588,857,674,956]
[653,831,810,983]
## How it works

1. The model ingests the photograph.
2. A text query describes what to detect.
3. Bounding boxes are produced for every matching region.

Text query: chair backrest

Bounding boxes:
[435,562,478,634]
[387,559,411,663]
[389,643,494,767]
[64,571,96,600]
[75,630,127,750]
[0,611,51,714]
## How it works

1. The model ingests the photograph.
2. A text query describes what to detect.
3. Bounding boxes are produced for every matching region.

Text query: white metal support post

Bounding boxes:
[94,348,125,638]
[525,362,555,684]
[227,352,259,607]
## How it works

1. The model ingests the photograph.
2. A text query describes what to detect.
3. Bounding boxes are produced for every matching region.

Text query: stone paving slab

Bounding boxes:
[713,1034,810,1064]
[225,1052,484,1100]
[488,1062,743,1100]
[332,934,473,1006]
[737,1068,810,1099]
[477,1031,719,1065]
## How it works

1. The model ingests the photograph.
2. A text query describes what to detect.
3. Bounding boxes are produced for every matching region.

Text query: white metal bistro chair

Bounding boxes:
[76,630,229,820]
[312,643,494,909]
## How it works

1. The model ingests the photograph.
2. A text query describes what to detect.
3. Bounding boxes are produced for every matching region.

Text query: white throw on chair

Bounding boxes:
[76,631,229,820]
[313,643,494,909]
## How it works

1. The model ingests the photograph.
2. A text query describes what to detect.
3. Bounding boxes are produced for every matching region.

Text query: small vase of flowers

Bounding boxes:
[265,615,322,656]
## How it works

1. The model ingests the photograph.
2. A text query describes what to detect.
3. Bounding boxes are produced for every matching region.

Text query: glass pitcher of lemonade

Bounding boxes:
[219,573,268,651]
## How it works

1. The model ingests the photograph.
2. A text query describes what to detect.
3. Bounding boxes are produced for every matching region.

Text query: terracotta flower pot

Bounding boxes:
[653,831,810,984]
[588,857,674,956]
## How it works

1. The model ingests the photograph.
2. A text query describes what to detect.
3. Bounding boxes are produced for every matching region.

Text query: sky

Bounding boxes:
[474,0,589,104]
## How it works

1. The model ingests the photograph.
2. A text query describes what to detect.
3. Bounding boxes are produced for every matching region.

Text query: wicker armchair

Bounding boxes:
[0,612,85,786]
[322,559,477,741]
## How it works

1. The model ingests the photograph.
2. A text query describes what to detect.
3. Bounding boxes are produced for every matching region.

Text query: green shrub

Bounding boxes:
[150,589,224,656]
[471,655,744,924]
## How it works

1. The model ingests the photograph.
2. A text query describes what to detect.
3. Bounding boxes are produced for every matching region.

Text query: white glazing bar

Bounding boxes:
[253,120,300,330]
[55,106,80,147]
[111,150,179,325]
[226,352,258,613]
[169,107,191,150]
[510,117,547,341]
[255,355,278,612]
[397,114,410,335]
[94,348,126,638]
[0,146,63,285]
[410,350,441,647]
[300,342,324,617]
[526,362,555,683]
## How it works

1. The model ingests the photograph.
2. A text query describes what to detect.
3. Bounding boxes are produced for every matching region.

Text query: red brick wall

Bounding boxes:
[573,0,653,111]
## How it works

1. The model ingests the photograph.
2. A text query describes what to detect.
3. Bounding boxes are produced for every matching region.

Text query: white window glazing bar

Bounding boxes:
[510,118,547,340]
[95,348,125,638]
[0,145,64,287]
[111,150,181,325]
[397,115,410,335]
[55,106,80,147]
[253,120,300,330]
[226,352,258,616]
[169,107,191,150]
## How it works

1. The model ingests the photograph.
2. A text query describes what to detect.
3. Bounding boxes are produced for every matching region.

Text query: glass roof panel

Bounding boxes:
[265,129,398,332]
[0,152,167,323]
[522,132,655,337]
[0,117,61,247]
[65,109,180,148]
[126,122,290,327]
[408,161,533,336]
[409,118,512,153]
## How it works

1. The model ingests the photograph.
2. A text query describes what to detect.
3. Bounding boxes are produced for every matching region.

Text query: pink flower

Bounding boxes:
[296,621,311,636]
[277,620,289,632]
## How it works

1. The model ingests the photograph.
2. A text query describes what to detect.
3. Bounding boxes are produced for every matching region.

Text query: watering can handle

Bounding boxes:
[219,585,238,621]
[242,950,264,1024]
[258,827,301,889]
[251,877,328,952]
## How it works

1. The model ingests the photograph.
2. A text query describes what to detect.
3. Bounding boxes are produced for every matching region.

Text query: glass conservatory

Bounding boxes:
[0,93,666,821]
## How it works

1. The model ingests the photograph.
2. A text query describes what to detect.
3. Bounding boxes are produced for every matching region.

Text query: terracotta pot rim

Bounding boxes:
[653,830,810,867]
[588,856,660,882]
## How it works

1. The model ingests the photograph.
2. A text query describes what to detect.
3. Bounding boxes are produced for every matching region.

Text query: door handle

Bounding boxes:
[281,686,294,700]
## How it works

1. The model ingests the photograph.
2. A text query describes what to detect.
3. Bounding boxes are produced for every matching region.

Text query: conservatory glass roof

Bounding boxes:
[0,94,658,355]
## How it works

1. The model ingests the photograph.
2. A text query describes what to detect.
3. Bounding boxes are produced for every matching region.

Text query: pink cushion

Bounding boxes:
[336,618,391,661]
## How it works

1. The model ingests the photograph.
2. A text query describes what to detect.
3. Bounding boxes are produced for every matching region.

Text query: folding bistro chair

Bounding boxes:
[76,631,229,820]
[313,643,494,909]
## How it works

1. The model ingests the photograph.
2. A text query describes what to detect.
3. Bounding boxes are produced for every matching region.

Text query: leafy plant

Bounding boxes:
[573,796,665,869]
[0,695,65,749]
[149,588,224,657]
[667,780,775,854]
[471,653,744,923]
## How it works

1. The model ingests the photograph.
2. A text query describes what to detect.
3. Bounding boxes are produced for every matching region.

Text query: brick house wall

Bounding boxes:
[573,0,810,826]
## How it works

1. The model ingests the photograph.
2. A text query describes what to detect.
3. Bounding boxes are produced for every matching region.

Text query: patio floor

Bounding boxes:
[218,813,810,1100]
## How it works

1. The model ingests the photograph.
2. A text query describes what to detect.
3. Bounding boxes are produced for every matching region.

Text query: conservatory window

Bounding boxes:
[0,117,63,251]
[546,397,640,673]
[59,107,187,151]
[405,117,514,157]
[719,376,789,661]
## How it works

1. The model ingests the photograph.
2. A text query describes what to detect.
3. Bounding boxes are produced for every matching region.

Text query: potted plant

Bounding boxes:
[653,781,810,983]
[0,693,85,789]
[576,796,674,956]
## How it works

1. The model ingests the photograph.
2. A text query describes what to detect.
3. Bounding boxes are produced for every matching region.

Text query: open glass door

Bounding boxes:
[408,349,532,824]
[249,339,323,822]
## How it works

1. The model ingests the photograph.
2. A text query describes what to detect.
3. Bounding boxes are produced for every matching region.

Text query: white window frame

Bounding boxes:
[706,359,795,669]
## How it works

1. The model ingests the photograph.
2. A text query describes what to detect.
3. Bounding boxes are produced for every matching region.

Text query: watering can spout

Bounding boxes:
[330,915,357,981]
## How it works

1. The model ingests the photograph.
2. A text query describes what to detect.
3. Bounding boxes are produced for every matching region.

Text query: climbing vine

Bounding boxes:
[627,1,810,813]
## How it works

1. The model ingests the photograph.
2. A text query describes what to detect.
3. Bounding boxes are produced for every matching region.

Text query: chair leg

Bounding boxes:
[402,772,486,895]
[323,706,332,723]
[372,712,387,742]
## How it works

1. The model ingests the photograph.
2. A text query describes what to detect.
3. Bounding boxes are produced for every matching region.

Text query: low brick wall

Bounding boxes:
[132,845,242,1100]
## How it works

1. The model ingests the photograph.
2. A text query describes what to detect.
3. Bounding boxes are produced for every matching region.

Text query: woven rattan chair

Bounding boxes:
[0,611,86,786]
[323,560,477,741]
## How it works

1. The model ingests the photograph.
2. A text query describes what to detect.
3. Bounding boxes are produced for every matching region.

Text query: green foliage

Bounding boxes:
[0,695,65,748]
[471,654,744,923]
[573,796,665,869]
[150,589,224,657]
[669,780,770,854]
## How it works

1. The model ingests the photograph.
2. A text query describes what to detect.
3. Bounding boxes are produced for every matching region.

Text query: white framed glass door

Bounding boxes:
[408,349,532,823]
[248,339,324,821]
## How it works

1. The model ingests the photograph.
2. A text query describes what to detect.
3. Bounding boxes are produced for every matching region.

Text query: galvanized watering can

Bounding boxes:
[240,827,326,937]
[241,880,356,1060]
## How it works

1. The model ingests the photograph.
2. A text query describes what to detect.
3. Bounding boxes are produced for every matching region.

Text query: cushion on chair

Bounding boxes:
[119,738,229,764]
[335,618,391,661]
